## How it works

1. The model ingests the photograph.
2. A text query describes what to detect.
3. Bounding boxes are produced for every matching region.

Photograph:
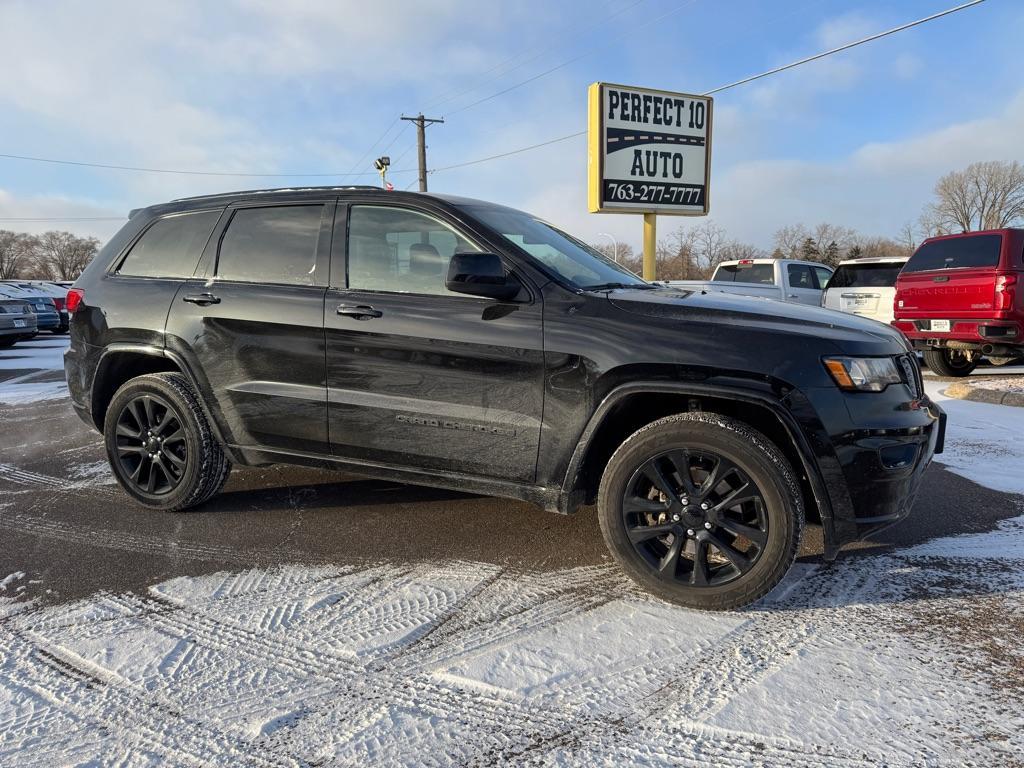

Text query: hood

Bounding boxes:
[608,286,909,355]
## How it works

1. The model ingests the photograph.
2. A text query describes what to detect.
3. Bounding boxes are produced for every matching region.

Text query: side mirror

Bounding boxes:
[446,252,520,301]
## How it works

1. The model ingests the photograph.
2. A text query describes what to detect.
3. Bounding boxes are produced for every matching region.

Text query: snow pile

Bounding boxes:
[1,537,1022,766]
[960,375,1024,393]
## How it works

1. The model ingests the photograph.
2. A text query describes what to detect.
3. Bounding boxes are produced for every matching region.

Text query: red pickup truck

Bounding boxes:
[893,228,1024,376]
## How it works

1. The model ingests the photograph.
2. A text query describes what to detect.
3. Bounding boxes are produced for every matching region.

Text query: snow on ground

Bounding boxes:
[926,377,1024,495]
[0,337,66,372]
[957,375,1024,393]
[0,337,69,405]
[1,539,1022,766]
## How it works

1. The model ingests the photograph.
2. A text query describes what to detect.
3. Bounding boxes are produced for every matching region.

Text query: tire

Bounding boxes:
[923,348,977,377]
[50,328,68,335]
[0,338,16,349]
[103,372,231,511]
[598,412,803,611]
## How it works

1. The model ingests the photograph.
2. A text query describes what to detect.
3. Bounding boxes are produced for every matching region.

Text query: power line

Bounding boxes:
[422,0,648,113]
[444,0,698,118]
[0,0,986,183]
[704,0,986,95]
[344,114,402,176]
[0,152,419,177]
[429,0,986,174]
[0,216,125,222]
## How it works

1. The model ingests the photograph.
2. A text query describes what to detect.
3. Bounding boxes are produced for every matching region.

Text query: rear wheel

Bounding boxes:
[0,338,16,349]
[923,348,977,377]
[598,413,803,611]
[103,372,231,511]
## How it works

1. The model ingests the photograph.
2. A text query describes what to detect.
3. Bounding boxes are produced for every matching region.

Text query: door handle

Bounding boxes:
[337,304,382,320]
[182,293,221,306]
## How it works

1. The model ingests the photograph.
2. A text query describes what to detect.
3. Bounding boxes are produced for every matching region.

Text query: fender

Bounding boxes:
[560,380,842,560]
[92,343,237,458]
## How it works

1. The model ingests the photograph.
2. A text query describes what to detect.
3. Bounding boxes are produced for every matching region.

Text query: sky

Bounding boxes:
[0,0,1020,253]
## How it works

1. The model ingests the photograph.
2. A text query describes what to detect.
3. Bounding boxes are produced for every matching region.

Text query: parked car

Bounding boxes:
[14,281,71,332]
[65,187,943,610]
[668,258,834,305]
[0,294,38,348]
[821,256,909,324]
[0,282,61,333]
[893,228,1024,376]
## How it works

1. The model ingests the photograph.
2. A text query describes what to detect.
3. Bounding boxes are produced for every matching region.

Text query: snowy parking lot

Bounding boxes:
[1,336,1023,766]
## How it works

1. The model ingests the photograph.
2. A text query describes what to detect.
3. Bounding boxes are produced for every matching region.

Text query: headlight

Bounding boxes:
[823,356,902,392]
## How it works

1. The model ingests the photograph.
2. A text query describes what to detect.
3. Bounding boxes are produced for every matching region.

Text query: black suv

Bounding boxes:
[65,187,944,609]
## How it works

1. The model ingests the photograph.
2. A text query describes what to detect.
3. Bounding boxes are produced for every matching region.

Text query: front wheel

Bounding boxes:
[598,413,803,611]
[923,348,977,377]
[103,372,231,511]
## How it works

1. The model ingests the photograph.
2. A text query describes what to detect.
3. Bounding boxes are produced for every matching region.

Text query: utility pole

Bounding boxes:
[401,113,444,192]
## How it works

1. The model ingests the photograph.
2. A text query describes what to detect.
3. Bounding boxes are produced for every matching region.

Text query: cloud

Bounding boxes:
[0,189,125,239]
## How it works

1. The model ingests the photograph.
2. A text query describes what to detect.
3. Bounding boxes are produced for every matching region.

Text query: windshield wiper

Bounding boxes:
[581,282,658,292]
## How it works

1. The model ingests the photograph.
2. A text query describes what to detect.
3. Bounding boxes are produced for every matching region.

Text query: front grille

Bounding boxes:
[898,354,921,398]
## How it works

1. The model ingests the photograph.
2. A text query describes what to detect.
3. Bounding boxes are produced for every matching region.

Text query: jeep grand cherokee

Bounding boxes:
[64,187,945,610]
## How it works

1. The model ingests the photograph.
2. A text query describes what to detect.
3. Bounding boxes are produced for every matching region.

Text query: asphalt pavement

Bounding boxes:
[1,335,1022,605]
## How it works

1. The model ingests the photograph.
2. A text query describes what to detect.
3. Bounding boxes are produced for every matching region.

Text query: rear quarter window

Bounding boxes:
[903,234,1002,273]
[116,210,221,278]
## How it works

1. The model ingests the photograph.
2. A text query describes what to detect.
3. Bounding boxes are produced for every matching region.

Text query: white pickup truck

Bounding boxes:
[667,258,834,306]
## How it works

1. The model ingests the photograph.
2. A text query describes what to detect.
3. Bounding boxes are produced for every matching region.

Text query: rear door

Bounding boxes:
[896,234,1003,328]
[324,201,545,483]
[165,200,333,454]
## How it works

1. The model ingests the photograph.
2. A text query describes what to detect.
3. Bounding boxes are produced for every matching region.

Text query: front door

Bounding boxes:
[165,201,333,454]
[324,203,545,483]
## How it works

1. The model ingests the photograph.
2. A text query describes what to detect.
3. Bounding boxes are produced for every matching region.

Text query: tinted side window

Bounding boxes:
[787,264,814,289]
[347,206,480,295]
[117,210,220,278]
[903,234,1002,273]
[217,205,323,285]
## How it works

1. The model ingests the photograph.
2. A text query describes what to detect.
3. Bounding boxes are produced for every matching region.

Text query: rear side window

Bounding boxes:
[712,264,774,284]
[827,262,904,288]
[903,234,1002,273]
[117,210,220,278]
[217,205,324,285]
[812,266,833,288]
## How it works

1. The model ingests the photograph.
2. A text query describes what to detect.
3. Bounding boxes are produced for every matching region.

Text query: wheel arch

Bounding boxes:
[90,346,228,450]
[561,381,839,558]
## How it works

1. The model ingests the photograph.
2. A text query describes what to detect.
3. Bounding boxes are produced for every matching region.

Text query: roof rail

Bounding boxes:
[169,185,386,204]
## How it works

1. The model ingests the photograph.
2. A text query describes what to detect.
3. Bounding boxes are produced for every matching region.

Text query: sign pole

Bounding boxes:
[642,213,657,280]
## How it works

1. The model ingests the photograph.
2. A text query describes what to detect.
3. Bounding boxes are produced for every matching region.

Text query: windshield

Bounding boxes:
[827,262,904,288]
[462,205,648,290]
[903,234,1002,273]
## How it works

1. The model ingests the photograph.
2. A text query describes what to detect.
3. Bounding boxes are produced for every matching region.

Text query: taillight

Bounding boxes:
[995,274,1017,312]
[65,288,85,314]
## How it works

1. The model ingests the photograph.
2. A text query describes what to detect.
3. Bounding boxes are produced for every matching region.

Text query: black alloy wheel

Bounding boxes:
[622,450,768,588]
[113,394,188,496]
[598,412,802,610]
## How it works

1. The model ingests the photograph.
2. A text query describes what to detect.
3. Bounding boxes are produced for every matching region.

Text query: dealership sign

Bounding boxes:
[588,82,712,216]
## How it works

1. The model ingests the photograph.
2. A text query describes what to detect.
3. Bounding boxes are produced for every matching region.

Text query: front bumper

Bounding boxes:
[793,382,945,553]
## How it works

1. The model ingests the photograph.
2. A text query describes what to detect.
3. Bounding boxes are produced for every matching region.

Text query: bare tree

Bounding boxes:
[772,224,809,259]
[0,231,38,279]
[925,160,1024,232]
[31,231,99,280]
